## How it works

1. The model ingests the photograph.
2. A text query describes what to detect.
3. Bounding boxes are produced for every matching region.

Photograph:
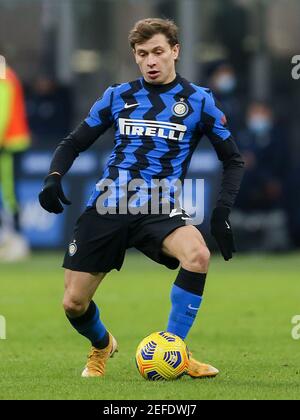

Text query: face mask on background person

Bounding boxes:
[247,116,272,135]
[214,74,236,94]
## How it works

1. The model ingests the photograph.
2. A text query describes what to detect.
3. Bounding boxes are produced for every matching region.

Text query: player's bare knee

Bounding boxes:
[63,297,88,318]
[181,245,210,272]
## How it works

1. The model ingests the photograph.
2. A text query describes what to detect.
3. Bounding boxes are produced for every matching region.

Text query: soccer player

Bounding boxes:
[39,18,244,378]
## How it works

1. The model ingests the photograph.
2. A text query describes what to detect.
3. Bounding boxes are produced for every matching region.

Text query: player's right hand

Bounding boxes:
[38,173,71,214]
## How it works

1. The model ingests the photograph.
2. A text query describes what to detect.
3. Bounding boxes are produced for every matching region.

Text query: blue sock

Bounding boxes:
[67,301,109,349]
[167,269,206,340]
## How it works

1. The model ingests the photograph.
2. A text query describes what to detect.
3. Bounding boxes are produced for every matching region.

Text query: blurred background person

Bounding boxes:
[0,53,31,261]
[234,101,290,251]
[206,60,244,136]
[26,75,73,144]
[236,101,288,211]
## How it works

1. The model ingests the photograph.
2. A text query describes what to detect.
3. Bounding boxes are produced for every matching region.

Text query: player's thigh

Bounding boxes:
[161,225,207,261]
[64,269,106,305]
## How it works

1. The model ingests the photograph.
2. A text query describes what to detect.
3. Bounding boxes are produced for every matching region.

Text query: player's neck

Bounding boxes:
[142,73,181,93]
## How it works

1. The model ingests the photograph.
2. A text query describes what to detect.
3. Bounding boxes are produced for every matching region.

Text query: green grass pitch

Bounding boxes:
[0,251,300,400]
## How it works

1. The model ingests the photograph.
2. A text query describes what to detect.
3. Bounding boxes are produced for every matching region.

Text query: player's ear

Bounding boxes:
[172,44,180,61]
[132,48,138,64]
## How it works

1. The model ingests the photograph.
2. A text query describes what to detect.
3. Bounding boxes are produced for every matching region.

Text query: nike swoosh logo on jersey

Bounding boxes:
[225,221,231,229]
[188,304,200,311]
[124,103,139,109]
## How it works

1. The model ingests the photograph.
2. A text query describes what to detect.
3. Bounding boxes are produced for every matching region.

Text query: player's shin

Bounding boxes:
[166,269,207,340]
[66,300,109,349]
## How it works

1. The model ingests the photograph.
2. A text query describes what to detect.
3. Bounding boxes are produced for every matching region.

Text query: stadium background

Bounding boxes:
[1,0,300,401]
[0,0,299,251]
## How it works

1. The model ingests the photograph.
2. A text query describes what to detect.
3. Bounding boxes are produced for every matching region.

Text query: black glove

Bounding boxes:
[39,173,71,214]
[210,206,236,261]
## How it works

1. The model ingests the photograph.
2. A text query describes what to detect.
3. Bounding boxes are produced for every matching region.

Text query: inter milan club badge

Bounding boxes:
[69,241,77,257]
[172,98,189,117]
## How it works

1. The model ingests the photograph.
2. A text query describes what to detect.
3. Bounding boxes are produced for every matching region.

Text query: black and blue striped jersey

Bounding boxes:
[49,73,244,210]
[84,74,231,207]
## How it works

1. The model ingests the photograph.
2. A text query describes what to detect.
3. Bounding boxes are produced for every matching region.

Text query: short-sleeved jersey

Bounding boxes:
[85,74,231,208]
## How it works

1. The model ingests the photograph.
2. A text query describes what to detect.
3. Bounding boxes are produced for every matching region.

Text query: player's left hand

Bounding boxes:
[39,173,71,214]
[210,207,236,261]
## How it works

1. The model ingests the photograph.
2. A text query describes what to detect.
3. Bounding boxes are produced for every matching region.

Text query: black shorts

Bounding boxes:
[63,207,189,273]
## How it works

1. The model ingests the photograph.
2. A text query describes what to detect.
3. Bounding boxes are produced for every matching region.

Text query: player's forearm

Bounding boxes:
[48,138,79,177]
[213,137,245,209]
[217,157,244,208]
[48,121,102,177]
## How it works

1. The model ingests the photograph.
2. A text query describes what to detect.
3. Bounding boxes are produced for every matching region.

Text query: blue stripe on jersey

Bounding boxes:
[195,85,230,141]
[85,86,114,129]
[153,78,198,182]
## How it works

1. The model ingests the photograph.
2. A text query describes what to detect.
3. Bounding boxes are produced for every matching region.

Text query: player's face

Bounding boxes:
[133,33,179,85]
